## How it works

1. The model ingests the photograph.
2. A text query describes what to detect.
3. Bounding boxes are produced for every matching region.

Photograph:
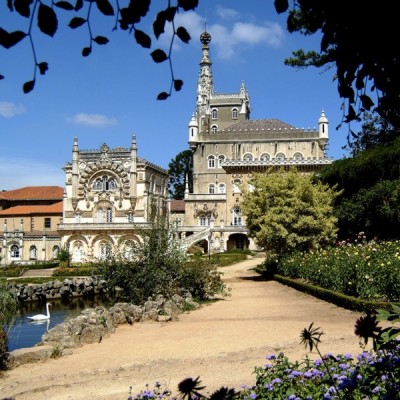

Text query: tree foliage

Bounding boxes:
[275,0,400,131]
[168,149,193,200]
[0,0,198,98]
[241,168,339,256]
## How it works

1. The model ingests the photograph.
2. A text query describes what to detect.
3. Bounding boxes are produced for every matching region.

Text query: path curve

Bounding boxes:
[1,258,365,400]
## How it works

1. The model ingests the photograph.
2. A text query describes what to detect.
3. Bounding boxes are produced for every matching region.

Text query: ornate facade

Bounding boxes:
[172,31,333,252]
[58,136,168,262]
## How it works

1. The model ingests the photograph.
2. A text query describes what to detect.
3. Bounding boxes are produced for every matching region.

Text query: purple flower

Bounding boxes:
[266,354,276,360]
[372,386,382,394]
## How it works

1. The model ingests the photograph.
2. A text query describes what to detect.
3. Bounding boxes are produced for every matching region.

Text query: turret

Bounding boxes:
[188,113,199,150]
[318,109,329,151]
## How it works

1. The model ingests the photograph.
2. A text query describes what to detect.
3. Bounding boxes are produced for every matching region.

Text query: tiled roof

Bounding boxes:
[0,186,64,200]
[222,119,296,132]
[170,199,185,212]
[0,201,63,216]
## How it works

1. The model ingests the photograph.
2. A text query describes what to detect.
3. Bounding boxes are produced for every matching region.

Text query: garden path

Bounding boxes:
[1,257,366,400]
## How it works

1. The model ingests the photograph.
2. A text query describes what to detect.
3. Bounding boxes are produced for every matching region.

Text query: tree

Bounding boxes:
[168,149,193,200]
[0,0,198,98]
[275,0,400,131]
[241,168,339,256]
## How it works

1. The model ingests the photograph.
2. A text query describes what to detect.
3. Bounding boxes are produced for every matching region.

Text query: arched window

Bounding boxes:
[106,208,113,223]
[73,241,84,262]
[233,179,242,193]
[52,245,60,259]
[199,215,211,226]
[218,183,226,194]
[260,153,270,161]
[92,175,118,191]
[100,241,112,260]
[211,109,218,120]
[232,108,238,119]
[276,153,285,161]
[209,184,215,194]
[96,209,103,223]
[29,245,37,259]
[95,202,113,223]
[211,125,218,134]
[10,244,20,258]
[218,154,225,168]
[208,155,215,168]
[122,240,135,260]
[243,153,253,161]
[293,152,303,161]
[233,206,242,226]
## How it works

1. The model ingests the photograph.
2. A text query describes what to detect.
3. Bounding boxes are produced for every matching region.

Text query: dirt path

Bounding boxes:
[0,258,365,400]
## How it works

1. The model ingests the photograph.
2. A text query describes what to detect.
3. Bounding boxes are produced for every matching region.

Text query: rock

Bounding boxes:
[7,345,53,368]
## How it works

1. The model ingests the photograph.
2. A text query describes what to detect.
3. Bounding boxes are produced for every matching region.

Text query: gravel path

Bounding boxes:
[0,257,365,400]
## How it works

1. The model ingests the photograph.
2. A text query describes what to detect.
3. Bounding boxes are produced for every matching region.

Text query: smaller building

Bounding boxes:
[0,186,64,264]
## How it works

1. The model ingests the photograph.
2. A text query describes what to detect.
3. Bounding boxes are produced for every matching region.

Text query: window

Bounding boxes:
[95,202,113,223]
[44,217,51,229]
[211,125,218,134]
[75,214,81,223]
[218,154,225,168]
[127,214,134,223]
[232,108,238,119]
[123,240,135,260]
[96,209,103,223]
[260,153,270,161]
[208,155,215,168]
[73,241,84,262]
[92,175,118,191]
[293,152,303,160]
[233,206,242,226]
[233,179,242,193]
[100,241,112,259]
[209,184,215,194]
[29,245,38,259]
[243,153,253,161]
[199,215,211,226]
[218,183,226,194]
[106,208,113,223]
[10,244,20,258]
[276,153,285,161]
[52,245,60,258]
[211,109,218,120]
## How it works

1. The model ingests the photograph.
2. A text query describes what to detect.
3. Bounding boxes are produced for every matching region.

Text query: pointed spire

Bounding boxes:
[197,30,213,116]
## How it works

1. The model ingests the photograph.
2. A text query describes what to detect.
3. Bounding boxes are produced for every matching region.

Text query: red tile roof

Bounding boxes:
[0,186,64,200]
[170,199,185,212]
[0,201,63,216]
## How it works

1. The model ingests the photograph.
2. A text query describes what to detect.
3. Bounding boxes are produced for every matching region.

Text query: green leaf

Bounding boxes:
[274,0,289,14]
[157,92,169,100]
[69,17,86,29]
[174,79,183,92]
[177,0,198,11]
[14,0,33,17]
[23,79,35,93]
[55,1,74,10]
[176,26,190,44]
[134,29,151,49]
[37,62,48,75]
[151,49,168,63]
[0,28,27,49]
[95,0,114,16]
[38,3,58,37]
[82,47,91,57]
[93,36,109,45]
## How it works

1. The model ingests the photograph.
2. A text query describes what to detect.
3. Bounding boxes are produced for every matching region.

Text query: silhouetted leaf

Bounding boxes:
[95,0,114,16]
[157,92,169,100]
[7,0,13,12]
[23,79,35,93]
[14,0,33,17]
[120,0,150,24]
[134,29,151,48]
[37,62,48,75]
[151,49,168,63]
[174,79,183,91]
[153,10,167,39]
[0,74,4,80]
[274,0,288,14]
[164,6,177,21]
[360,94,374,111]
[74,0,83,11]
[177,0,198,11]
[69,17,86,29]
[82,47,91,56]
[55,1,74,10]
[176,26,190,43]
[0,28,27,49]
[38,3,58,37]
[93,36,109,45]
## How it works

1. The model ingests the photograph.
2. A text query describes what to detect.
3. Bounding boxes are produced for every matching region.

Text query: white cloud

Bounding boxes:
[215,6,239,20]
[0,158,64,191]
[0,101,26,118]
[67,113,118,128]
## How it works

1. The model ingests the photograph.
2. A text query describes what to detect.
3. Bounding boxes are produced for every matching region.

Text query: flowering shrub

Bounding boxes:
[277,239,400,302]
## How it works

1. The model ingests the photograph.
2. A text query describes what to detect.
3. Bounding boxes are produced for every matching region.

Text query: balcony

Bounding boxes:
[57,222,151,232]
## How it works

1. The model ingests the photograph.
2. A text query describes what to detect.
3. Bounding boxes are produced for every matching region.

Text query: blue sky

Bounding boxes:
[0,1,355,191]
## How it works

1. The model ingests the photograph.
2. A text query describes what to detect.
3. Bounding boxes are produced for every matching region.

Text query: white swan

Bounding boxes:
[27,303,51,321]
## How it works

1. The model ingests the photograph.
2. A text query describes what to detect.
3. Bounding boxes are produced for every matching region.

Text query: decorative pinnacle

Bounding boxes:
[200,31,211,45]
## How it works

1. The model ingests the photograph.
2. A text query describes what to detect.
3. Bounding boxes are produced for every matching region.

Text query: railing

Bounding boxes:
[57,222,151,231]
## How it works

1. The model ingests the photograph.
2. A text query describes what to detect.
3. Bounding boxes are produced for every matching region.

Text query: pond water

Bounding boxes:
[7,297,110,352]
